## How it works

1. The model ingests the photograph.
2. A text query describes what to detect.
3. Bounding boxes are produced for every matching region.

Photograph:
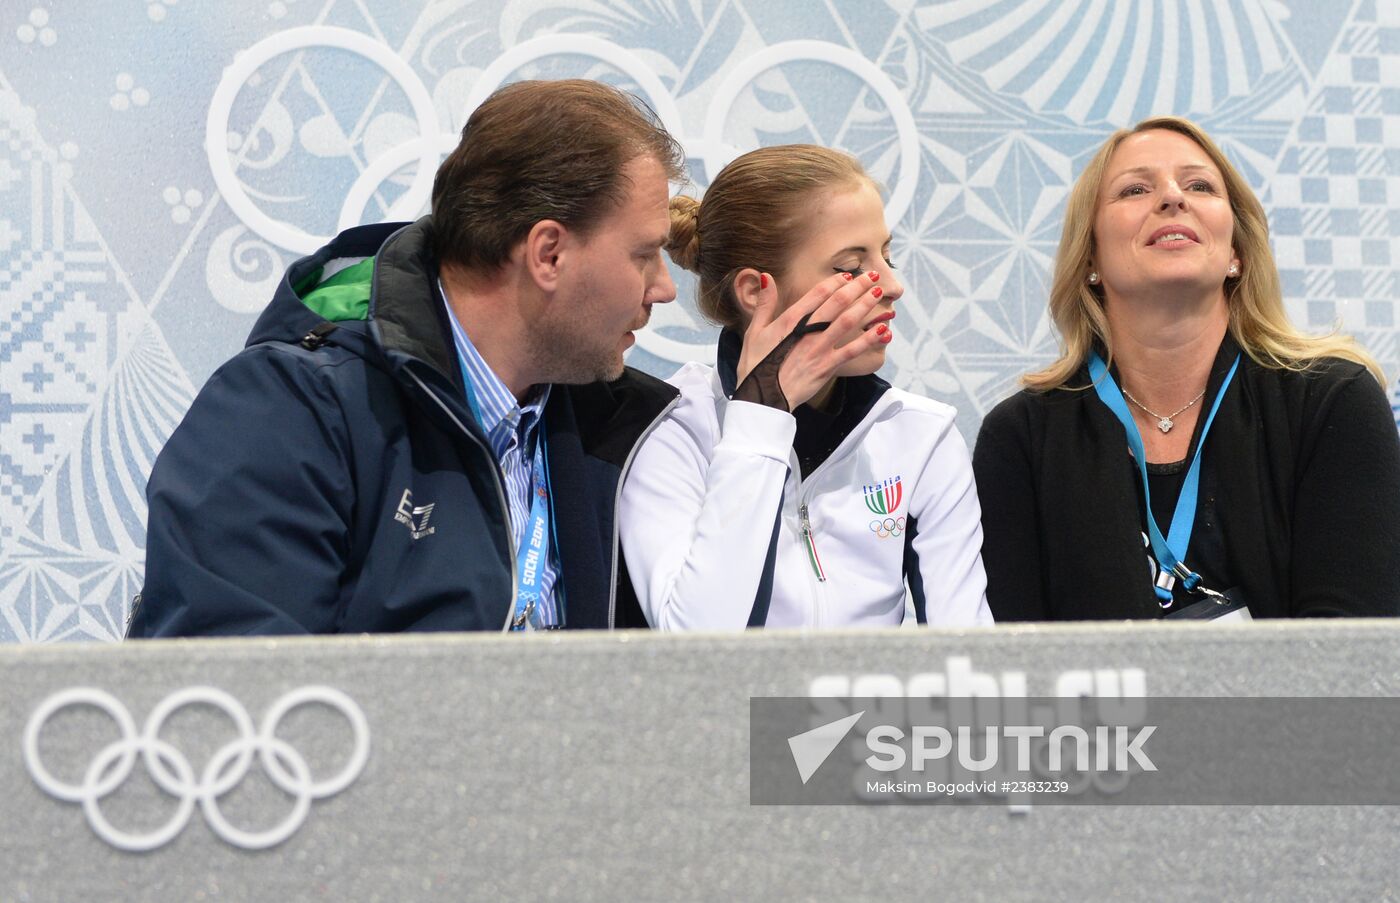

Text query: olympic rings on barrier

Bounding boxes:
[869,516,906,539]
[23,685,370,851]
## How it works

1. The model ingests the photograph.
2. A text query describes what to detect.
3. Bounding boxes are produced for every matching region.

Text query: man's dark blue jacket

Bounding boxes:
[128,218,678,637]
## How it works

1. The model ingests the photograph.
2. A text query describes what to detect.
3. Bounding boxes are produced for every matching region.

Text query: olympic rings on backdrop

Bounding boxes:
[23,685,370,851]
[869,516,906,539]
[205,26,440,256]
[205,29,919,257]
[205,28,920,364]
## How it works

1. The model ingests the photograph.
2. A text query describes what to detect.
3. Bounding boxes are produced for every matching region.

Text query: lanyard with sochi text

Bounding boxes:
[1088,350,1241,607]
[511,439,552,629]
[457,359,555,631]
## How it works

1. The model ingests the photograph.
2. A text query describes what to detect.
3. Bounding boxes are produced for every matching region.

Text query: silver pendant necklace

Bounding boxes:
[1121,386,1207,433]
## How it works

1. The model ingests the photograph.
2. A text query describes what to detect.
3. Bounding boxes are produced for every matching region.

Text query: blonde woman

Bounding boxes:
[974,116,1400,621]
[618,145,991,630]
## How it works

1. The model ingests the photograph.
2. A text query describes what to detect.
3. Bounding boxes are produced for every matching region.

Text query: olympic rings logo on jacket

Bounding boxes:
[23,685,370,851]
[868,516,906,539]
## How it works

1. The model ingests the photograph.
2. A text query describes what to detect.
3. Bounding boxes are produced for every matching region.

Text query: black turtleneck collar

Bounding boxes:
[716,327,891,479]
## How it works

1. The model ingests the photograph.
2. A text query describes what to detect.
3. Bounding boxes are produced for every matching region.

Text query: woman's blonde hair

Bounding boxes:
[666,145,871,330]
[1024,115,1383,389]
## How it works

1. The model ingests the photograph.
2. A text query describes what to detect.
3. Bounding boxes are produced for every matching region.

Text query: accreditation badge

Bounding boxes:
[1166,588,1252,622]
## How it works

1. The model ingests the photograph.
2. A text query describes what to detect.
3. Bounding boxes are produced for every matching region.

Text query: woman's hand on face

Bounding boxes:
[736,270,888,410]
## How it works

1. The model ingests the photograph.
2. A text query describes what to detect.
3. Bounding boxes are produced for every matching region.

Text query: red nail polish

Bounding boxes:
[872,287,883,298]
[842,273,854,281]
[880,331,893,344]
[868,271,880,282]
[760,274,768,289]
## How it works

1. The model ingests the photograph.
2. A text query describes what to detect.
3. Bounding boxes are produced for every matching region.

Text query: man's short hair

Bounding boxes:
[431,79,685,271]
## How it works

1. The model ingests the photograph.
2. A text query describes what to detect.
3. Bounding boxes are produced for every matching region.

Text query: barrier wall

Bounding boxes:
[3,1,1400,641]
[7,621,1400,900]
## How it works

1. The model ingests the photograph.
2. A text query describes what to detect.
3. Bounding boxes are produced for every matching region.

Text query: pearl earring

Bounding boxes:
[1087,272,1100,285]
[1227,263,1239,277]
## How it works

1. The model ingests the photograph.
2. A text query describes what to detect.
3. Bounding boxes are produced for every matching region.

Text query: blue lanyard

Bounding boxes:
[511,437,552,629]
[455,358,554,630]
[1088,350,1240,604]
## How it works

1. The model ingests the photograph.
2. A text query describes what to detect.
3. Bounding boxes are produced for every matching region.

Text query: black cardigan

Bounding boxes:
[973,334,1400,620]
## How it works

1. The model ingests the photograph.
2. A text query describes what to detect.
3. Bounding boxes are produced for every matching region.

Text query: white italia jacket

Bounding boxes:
[619,356,993,631]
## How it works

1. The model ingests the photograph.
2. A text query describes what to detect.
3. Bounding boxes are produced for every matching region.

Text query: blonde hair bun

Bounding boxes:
[666,145,871,329]
[666,194,703,273]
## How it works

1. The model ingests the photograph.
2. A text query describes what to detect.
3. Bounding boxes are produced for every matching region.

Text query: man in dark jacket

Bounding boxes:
[127,79,685,637]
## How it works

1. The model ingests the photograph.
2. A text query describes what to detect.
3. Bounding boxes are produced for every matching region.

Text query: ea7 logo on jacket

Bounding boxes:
[395,489,436,540]
[862,476,903,515]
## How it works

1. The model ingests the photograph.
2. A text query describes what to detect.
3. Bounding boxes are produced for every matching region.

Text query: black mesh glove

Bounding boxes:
[731,314,831,411]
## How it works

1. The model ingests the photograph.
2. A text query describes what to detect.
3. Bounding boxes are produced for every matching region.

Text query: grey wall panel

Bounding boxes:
[5,622,1400,900]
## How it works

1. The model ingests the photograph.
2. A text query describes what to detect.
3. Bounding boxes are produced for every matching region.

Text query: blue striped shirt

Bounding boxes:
[440,283,561,627]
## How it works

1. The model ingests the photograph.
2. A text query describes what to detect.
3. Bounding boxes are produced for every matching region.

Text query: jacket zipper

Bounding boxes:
[790,393,899,583]
[798,503,827,583]
[608,395,682,629]
[407,369,518,631]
